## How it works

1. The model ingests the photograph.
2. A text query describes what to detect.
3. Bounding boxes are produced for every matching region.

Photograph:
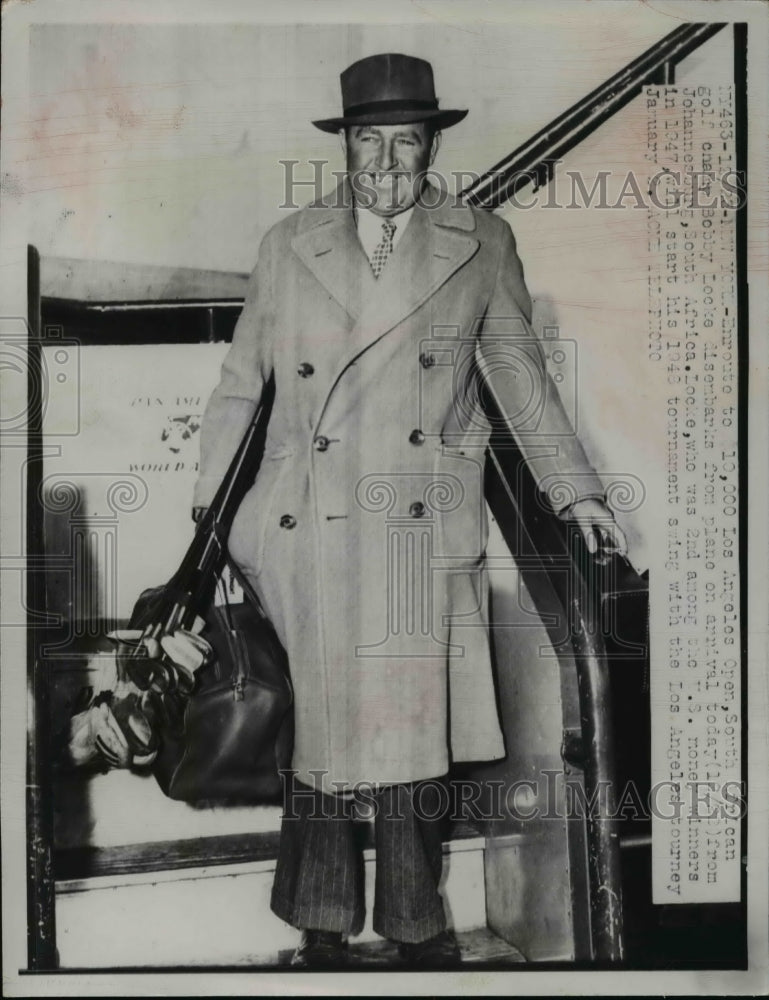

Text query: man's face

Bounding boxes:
[340,122,441,216]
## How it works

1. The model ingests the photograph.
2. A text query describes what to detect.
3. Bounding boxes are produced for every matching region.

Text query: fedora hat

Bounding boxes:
[312,53,468,133]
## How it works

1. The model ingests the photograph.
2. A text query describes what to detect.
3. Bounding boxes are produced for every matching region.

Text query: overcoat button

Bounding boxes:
[279,514,297,529]
[419,352,436,369]
[297,362,314,378]
[409,502,425,518]
[409,428,425,445]
[314,435,330,452]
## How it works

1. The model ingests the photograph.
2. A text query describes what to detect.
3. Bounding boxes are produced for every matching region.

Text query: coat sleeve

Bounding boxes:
[477,220,606,515]
[192,229,277,509]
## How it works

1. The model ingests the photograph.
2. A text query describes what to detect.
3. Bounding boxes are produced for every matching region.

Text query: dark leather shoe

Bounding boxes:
[397,930,461,967]
[291,929,348,968]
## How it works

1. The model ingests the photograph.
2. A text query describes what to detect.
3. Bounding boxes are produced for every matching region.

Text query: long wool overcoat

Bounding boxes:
[194,181,605,792]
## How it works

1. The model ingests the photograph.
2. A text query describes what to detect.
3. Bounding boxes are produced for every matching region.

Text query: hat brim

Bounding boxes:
[312,107,467,133]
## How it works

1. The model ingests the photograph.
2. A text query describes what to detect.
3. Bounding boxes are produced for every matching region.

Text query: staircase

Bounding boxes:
[54,770,522,968]
[27,20,737,971]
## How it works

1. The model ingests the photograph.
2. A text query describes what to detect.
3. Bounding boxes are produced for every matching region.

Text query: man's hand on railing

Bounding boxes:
[564,498,628,565]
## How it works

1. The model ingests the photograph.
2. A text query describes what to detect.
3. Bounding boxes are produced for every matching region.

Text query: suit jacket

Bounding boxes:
[194,180,605,791]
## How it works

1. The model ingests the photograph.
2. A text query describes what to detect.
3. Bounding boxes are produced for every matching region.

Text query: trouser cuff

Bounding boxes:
[372,906,446,944]
[270,887,365,936]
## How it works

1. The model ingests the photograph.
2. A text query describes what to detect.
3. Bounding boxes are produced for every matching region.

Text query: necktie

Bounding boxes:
[370,218,397,278]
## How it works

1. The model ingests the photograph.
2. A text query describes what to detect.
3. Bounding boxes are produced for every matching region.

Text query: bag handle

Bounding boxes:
[223,553,270,622]
[213,558,263,629]
[214,566,250,699]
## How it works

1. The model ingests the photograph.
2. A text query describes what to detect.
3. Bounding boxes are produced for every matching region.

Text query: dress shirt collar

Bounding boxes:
[354,203,415,262]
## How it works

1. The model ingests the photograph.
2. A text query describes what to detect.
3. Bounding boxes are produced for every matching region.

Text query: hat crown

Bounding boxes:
[340,53,437,113]
[311,53,467,133]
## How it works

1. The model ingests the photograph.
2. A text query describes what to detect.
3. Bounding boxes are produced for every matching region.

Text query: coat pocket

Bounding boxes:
[228,454,291,577]
[432,444,488,566]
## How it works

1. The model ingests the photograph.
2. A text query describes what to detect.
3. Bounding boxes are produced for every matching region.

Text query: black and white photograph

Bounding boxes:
[1,0,767,994]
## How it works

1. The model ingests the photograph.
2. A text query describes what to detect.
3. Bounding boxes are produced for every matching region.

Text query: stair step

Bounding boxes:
[55,834,490,967]
[55,830,283,881]
[276,926,525,968]
[55,819,483,881]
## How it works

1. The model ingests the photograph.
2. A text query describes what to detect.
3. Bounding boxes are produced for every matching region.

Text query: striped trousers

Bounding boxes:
[270,776,448,943]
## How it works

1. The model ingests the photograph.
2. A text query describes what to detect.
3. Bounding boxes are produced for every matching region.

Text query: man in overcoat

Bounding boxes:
[193,53,626,966]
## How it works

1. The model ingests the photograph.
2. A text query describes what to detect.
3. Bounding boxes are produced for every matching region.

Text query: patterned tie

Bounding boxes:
[369,218,397,278]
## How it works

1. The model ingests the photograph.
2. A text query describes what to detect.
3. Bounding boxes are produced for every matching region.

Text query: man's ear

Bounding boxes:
[338,127,348,157]
[429,130,442,166]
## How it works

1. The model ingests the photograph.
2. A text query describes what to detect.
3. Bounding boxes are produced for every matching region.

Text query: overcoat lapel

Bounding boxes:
[290,181,480,429]
[348,197,479,364]
[291,181,479,339]
[290,195,374,323]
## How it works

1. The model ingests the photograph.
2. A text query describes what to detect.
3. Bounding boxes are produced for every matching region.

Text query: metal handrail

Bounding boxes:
[484,404,626,961]
[26,245,58,969]
[462,23,726,210]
